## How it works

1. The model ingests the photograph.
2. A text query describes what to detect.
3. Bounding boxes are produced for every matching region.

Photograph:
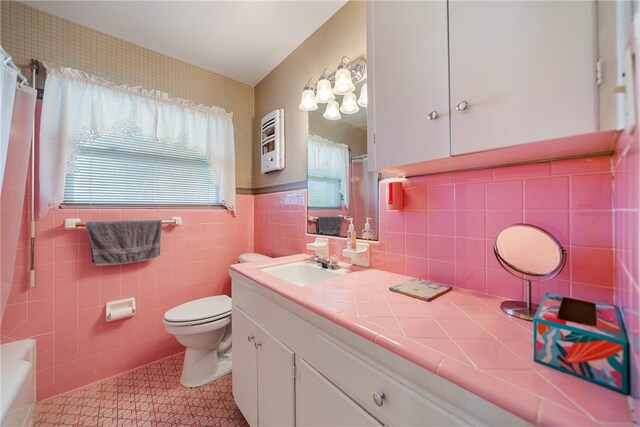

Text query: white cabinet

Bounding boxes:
[313,334,468,426]
[368,0,597,170]
[367,0,450,171]
[232,306,295,427]
[296,358,383,427]
[448,1,596,155]
[230,273,530,427]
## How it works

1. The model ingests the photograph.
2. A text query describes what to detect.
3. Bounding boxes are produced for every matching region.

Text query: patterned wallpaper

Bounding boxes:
[253,1,366,190]
[0,1,254,190]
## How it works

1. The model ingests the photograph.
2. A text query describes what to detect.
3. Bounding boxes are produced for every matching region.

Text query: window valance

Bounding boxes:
[39,63,236,216]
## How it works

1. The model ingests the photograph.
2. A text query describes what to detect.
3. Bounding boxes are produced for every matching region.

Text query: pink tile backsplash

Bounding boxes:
[454,182,486,210]
[254,190,306,258]
[524,176,570,210]
[256,154,617,308]
[486,180,523,210]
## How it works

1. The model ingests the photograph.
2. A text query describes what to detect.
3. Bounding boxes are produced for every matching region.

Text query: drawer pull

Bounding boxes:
[248,335,255,342]
[427,111,439,120]
[373,392,385,407]
[456,100,469,111]
[255,342,262,349]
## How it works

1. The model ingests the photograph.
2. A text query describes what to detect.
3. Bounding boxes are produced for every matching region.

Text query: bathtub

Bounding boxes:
[0,339,35,427]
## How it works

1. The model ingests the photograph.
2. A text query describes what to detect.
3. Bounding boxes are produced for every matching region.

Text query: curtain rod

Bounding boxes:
[0,45,29,86]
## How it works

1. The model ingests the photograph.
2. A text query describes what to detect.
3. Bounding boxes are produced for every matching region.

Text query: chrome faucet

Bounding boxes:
[313,255,340,270]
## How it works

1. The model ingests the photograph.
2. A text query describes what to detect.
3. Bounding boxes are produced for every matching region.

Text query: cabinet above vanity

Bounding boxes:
[367,0,620,175]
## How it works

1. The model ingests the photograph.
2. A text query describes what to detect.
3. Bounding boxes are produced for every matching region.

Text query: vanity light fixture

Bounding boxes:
[299,79,318,111]
[298,57,368,119]
[315,69,335,103]
[357,83,368,107]
[333,57,356,95]
[323,100,341,120]
[340,92,359,114]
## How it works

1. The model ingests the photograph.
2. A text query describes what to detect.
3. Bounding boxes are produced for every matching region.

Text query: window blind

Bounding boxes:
[63,131,220,207]
[307,175,342,208]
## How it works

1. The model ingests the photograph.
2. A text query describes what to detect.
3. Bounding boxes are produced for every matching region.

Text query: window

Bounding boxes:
[307,135,349,209]
[39,63,236,216]
[63,130,220,207]
[307,168,342,208]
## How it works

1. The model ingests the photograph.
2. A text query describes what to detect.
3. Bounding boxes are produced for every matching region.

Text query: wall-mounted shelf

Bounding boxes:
[343,242,370,267]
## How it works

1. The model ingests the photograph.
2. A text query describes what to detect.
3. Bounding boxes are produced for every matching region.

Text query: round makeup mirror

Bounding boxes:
[494,224,567,321]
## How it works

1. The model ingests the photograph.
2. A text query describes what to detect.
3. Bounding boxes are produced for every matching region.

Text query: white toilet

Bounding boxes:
[163,252,271,387]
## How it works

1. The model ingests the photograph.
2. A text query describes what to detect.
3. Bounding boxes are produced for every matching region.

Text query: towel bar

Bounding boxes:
[64,216,182,230]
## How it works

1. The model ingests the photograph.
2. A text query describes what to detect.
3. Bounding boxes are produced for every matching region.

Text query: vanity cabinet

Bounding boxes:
[296,358,383,426]
[232,306,295,427]
[367,0,597,170]
[230,272,530,427]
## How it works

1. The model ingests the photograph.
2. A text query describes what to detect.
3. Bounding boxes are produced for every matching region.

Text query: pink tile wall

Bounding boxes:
[387,158,615,304]
[1,101,255,400]
[1,199,254,400]
[255,156,616,306]
[613,28,639,407]
[254,190,307,257]
[613,124,639,403]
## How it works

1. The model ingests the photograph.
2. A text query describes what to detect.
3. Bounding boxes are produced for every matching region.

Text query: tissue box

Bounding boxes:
[533,293,629,394]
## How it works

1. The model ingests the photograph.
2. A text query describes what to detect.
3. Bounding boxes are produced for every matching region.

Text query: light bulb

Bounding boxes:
[340,92,359,114]
[315,78,335,103]
[298,88,318,111]
[357,83,368,107]
[333,67,355,95]
[323,100,341,120]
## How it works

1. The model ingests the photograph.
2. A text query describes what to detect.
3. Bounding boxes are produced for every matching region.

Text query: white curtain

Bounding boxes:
[39,63,236,216]
[308,134,350,208]
[1,85,36,323]
[0,61,18,190]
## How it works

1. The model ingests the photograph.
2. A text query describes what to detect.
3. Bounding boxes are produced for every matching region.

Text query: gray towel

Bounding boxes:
[317,217,342,236]
[86,220,162,266]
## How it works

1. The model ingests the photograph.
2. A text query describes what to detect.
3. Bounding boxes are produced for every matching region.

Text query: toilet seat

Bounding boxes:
[163,295,231,326]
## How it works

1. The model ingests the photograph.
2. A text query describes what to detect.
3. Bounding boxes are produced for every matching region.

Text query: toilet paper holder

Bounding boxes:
[106,297,136,322]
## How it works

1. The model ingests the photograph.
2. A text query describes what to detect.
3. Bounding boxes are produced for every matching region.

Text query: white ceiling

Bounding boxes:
[24,1,347,86]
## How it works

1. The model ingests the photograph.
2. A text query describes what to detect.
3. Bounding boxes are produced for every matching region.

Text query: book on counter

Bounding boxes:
[389,278,452,302]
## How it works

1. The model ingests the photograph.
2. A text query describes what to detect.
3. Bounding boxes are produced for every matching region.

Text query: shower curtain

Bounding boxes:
[0,83,37,323]
[1,61,18,190]
[350,156,378,238]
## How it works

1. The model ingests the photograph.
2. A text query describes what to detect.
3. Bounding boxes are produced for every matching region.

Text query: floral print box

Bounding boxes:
[533,292,629,394]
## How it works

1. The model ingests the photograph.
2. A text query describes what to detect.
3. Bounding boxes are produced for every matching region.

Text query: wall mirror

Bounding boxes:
[494,224,567,321]
[306,78,379,240]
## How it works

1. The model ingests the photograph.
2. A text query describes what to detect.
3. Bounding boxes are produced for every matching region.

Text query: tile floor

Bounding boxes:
[33,353,249,426]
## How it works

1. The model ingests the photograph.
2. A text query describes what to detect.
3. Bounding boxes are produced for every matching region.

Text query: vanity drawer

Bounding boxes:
[314,334,468,426]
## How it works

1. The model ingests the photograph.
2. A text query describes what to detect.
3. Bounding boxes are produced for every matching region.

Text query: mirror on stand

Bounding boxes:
[494,224,567,321]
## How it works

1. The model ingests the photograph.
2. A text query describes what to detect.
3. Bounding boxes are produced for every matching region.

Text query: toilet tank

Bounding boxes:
[238,253,271,263]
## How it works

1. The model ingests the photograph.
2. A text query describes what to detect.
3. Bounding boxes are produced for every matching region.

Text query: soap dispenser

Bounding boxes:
[346,218,356,250]
[361,217,374,240]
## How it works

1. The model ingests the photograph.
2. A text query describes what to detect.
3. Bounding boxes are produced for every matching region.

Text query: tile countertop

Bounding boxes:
[230,254,634,427]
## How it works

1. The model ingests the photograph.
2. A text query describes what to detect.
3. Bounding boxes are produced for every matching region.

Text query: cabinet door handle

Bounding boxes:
[456,100,469,111]
[254,342,262,349]
[248,335,255,342]
[427,111,439,120]
[372,392,385,407]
